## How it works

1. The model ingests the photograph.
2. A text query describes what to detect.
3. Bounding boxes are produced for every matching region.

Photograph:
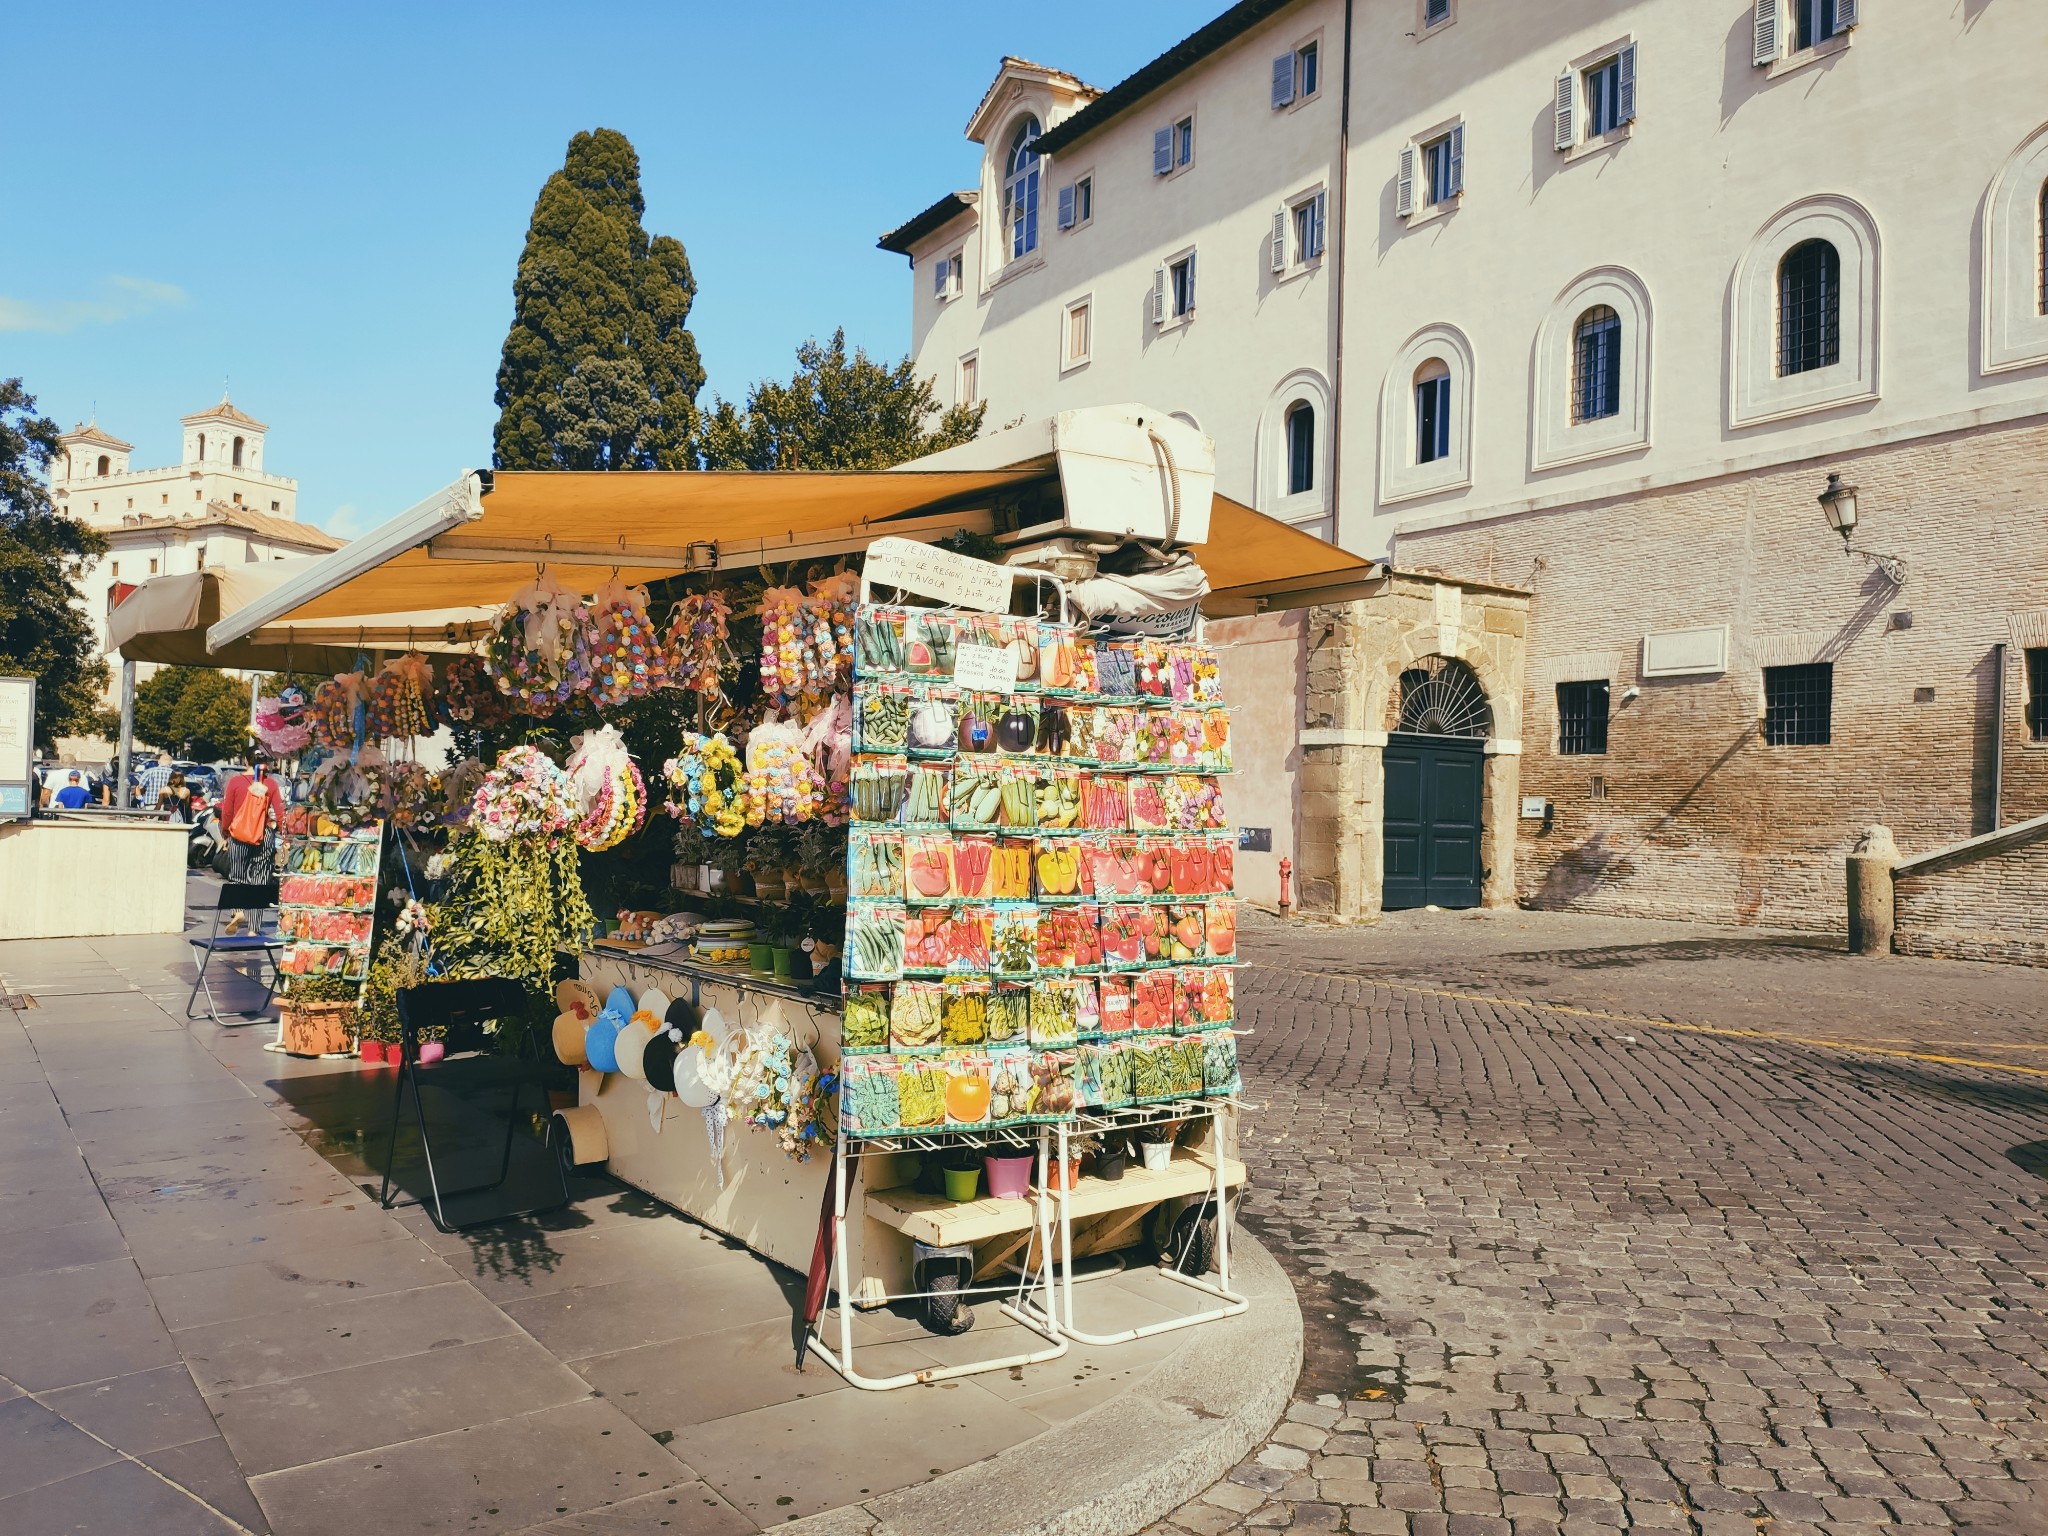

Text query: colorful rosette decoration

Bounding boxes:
[585,578,668,710]
[470,744,577,843]
[728,1015,834,1162]
[365,654,433,742]
[564,725,647,852]
[758,585,839,709]
[662,592,730,698]
[310,675,363,754]
[741,721,825,827]
[436,655,508,730]
[662,733,745,838]
[377,760,437,831]
[485,572,590,712]
[808,570,859,692]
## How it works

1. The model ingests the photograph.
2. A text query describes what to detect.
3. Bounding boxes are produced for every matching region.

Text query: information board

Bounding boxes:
[0,676,34,820]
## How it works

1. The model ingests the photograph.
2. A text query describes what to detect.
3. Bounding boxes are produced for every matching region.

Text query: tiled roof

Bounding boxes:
[61,420,135,452]
[179,393,267,430]
[964,54,1098,141]
[112,503,342,551]
[878,191,980,255]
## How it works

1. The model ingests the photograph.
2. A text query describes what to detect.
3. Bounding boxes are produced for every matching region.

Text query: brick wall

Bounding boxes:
[1397,416,2048,930]
[1894,822,2048,966]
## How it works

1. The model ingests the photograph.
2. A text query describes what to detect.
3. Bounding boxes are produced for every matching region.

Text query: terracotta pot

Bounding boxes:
[280,1001,355,1057]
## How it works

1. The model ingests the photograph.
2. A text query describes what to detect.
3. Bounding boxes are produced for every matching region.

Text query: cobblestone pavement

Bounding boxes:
[1151,911,2048,1536]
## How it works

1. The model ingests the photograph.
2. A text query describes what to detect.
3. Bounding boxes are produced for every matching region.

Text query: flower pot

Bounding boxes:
[749,942,775,973]
[1045,1157,1084,1191]
[984,1153,1034,1200]
[787,948,814,981]
[772,947,795,979]
[1140,1141,1174,1172]
[824,869,848,902]
[358,1039,386,1065]
[418,1040,446,1065]
[942,1166,981,1202]
[1094,1145,1128,1182]
[752,875,786,901]
[280,1000,355,1057]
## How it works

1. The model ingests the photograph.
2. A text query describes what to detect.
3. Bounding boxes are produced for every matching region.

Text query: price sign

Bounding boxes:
[863,536,1012,613]
[0,676,33,820]
[952,642,1020,693]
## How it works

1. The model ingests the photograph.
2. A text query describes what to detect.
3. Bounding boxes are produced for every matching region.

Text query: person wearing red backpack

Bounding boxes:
[218,751,282,883]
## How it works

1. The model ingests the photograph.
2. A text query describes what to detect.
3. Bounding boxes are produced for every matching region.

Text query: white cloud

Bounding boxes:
[0,276,190,333]
[324,504,367,537]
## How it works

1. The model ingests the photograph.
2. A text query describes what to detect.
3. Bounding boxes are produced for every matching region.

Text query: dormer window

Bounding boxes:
[1003,117,1042,262]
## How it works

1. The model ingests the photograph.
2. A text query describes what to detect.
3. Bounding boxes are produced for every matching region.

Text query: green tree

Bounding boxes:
[0,378,109,749]
[132,667,251,760]
[696,329,985,471]
[493,128,704,471]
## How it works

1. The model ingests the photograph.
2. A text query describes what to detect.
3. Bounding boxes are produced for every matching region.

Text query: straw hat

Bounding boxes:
[553,1105,609,1166]
[551,1010,590,1068]
[612,1010,662,1081]
[554,979,601,1020]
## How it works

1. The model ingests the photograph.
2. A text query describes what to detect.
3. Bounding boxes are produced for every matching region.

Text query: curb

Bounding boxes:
[785,1231,1303,1536]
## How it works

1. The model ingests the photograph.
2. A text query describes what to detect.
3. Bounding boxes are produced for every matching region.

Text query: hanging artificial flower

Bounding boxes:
[253,696,313,758]
[741,718,824,827]
[485,572,591,711]
[564,725,647,852]
[310,674,363,754]
[663,592,731,698]
[585,578,668,710]
[364,653,433,742]
[437,655,508,730]
[470,744,577,843]
[662,733,745,838]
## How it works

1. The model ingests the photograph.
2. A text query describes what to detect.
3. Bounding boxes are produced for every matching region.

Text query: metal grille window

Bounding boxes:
[1572,306,1622,423]
[2029,647,2048,741]
[1763,663,1833,745]
[1778,239,1841,376]
[1556,680,1610,755]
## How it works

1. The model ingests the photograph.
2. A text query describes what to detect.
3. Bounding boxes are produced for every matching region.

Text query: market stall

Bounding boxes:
[195,405,1377,1383]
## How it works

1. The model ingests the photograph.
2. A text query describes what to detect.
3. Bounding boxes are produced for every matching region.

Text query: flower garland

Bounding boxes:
[437,656,508,730]
[377,760,437,831]
[728,1018,835,1162]
[662,733,745,838]
[310,675,362,754]
[759,585,838,709]
[809,570,859,693]
[438,758,487,826]
[585,578,667,710]
[485,572,590,711]
[365,654,433,742]
[309,755,377,827]
[470,744,577,843]
[663,592,731,698]
[564,726,647,852]
[253,688,313,758]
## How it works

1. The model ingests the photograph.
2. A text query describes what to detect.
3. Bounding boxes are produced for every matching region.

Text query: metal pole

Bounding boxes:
[117,659,136,806]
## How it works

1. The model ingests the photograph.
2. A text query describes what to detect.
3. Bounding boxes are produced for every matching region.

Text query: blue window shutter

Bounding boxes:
[1271,209,1287,272]
[1446,125,1465,196]
[1311,191,1327,258]
[1617,43,1637,124]
[1186,251,1196,310]
[1152,266,1167,324]
[1058,184,1076,229]
[933,258,947,297]
[1154,128,1172,176]
[1272,54,1295,109]
[1835,0,1858,27]
[1753,0,1779,66]
[1396,145,1416,217]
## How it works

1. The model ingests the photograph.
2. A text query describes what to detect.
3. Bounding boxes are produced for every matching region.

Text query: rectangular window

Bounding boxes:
[1557,680,1611,755]
[111,561,120,580]
[1064,300,1091,367]
[1424,0,1451,25]
[1170,253,1196,317]
[1074,176,1091,226]
[2028,648,2048,741]
[1795,0,1842,51]
[196,548,207,570]
[1416,375,1451,463]
[1585,57,1623,137]
[1421,128,1463,206]
[148,558,158,574]
[1763,663,1833,745]
[958,354,978,406]
[1175,116,1194,168]
[270,500,280,511]
[1292,192,1326,262]
[1298,42,1318,99]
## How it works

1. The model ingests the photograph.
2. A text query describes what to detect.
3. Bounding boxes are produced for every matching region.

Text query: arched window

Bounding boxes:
[95,454,110,476]
[1003,118,1041,261]
[1285,401,1315,494]
[1778,239,1841,376]
[232,436,244,467]
[197,433,206,460]
[1395,656,1489,738]
[1571,306,1622,423]
[1414,361,1452,464]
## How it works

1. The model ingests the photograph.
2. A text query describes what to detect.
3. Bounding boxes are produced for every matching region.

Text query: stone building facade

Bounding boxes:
[1892,816,2048,968]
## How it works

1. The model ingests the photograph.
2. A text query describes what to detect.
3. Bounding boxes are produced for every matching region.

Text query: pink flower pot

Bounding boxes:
[418,1041,446,1065]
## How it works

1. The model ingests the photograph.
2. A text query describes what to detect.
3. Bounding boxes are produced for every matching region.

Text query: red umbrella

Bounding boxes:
[797,1146,852,1369]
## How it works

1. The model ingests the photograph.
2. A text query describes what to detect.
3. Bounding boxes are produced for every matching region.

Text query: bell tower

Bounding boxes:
[180,393,268,472]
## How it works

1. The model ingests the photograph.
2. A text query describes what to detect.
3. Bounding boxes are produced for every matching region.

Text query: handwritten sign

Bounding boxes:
[864,536,1012,613]
[952,642,1020,693]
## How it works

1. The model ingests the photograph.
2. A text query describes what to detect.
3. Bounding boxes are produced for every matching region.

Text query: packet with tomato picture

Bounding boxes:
[1035,903,1103,973]
[1205,898,1239,961]
[1134,904,1172,965]
[1087,835,1143,900]
[1096,973,1133,1033]
[1132,836,1176,896]
[1205,832,1237,895]
[1097,905,1147,969]
[1173,968,1235,1033]
[1163,904,1207,963]
[1130,969,1176,1031]
[940,1051,993,1128]
[1169,837,1216,897]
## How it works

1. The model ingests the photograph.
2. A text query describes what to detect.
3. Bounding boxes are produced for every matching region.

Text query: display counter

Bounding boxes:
[0,815,191,938]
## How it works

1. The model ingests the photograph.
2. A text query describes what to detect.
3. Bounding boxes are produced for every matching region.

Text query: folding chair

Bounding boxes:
[186,881,285,1023]
[376,977,572,1233]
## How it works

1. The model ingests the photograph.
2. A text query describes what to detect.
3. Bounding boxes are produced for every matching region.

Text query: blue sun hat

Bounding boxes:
[584,1006,627,1074]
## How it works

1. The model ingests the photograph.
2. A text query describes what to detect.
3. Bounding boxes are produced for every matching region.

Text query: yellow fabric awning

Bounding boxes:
[1200,495,1386,612]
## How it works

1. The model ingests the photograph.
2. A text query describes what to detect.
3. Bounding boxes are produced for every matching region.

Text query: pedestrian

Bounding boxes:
[217,753,281,882]
[158,770,193,823]
[53,770,92,810]
[136,756,175,811]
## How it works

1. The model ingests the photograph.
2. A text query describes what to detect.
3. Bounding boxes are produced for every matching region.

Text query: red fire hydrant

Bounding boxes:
[1277,856,1293,917]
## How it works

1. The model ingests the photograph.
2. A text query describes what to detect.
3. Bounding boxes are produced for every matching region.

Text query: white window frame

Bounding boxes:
[1416,0,1455,41]
[1259,370,1333,526]
[1729,194,1880,429]
[1058,171,1094,233]
[1555,38,1636,159]
[1532,267,1653,471]
[1154,111,1197,180]
[1397,116,1463,225]
[957,350,980,408]
[1981,122,2048,375]
[1754,0,1857,78]
[1272,185,1328,281]
[1061,294,1093,373]
[1272,32,1324,112]
[1153,245,1198,330]
[1380,323,1475,505]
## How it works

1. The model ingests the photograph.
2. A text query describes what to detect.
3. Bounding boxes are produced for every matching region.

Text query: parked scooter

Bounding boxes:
[188,807,229,874]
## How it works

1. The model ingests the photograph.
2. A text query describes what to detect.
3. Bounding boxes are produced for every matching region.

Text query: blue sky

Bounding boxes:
[2,1,1203,535]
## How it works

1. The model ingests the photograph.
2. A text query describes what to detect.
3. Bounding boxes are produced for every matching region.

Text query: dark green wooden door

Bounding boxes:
[1382,734,1484,910]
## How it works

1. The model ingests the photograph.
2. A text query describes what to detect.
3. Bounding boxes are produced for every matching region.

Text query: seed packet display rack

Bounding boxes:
[821,565,1250,1389]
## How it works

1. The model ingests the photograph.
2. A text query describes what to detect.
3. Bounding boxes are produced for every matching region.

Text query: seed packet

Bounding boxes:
[850,756,909,824]
[1164,904,1207,964]
[903,687,960,757]
[1062,702,1103,764]
[990,838,1036,901]
[1127,775,1170,832]
[992,906,1038,977]
[954,692,1004,757]
[1131,969,1177,1031]
[896,1056,950,1129]
[841,982,892,1054]
[1098,905,1147,969]
[1190,645,1223,707]
[1075,1040,1110,1109]
[1033,838,1089,903]
[1175,775,1228,831]
[992,697,1040,756]
[1209,834,1237,895]
[1206,898,1238,961]
[854,607,907,680]
[840,1055,903,1137]
[1166,710,1205,770]
[903,835,955,903]
[955,613,1014,678]
[941,1051,993,1127]
[900,908,950,974]
[1040,625,1096,696]
[950,835,996,899]
[987,982,1031,1044]
[1096,974,1134,1034]
[902,611,957,679]
[1166,1034,1206,1098]
[1094,705,1140,766]
[1193,710,1232,772]
[1028,976,1083,1047]
[900,760,951,825]
[988,1046,1036,1124]
[941,977,990,1047]
[1087,837,1142,900]
[1166,644,1199,706]
[1202,1033,1242,1097]
[845,903,905,979]
[1036,904,1102,972]
[1096,642,1139,701]
[1098,1038,1136,1107]
[1133,836,1174,896]
[1128,1035,1177,1102]
[1134,639,1171,701]
[1027,1047,1079,1121]
[1034,699,1078,759]
[1189,966,1235,1028]
[858,683,912,753]
[848,828,904,901]
[1034,765,1081,829]
[950,759,1006,830]
[889,979,944,1052]
[1170,839,1215,898]
[945,905,992,972]
[1080,773,1129,831]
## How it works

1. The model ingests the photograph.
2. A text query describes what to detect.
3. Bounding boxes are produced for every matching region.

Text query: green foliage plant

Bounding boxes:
[132,666,253,760]
[427,828,597,1010]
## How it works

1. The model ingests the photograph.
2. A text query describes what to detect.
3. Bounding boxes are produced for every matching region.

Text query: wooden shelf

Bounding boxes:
[864,1151,1245,1247]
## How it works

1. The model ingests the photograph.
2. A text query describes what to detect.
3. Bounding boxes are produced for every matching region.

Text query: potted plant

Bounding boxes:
[795,822,843,900]
[745,825,796,902]
[1093,1130,1129,1182]
[939,1144,981,1202]
[1135,1119,1181,1172]
[279,973,358,1057]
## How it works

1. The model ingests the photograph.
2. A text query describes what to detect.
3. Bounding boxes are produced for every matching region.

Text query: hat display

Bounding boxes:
[551,1010,590,1068]
[553,1105,609,1165]
[612,1011,661,1081]
[554,979,601,1020]
[642,1027,684,1094]
[584,1009,625,1074]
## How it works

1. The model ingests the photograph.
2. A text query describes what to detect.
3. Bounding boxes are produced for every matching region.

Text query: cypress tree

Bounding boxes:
[492,128,704,470]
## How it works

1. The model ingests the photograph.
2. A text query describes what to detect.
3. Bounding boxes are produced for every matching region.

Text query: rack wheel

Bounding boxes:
[1161,1207,1218,1276]
[923,1271,976,1336]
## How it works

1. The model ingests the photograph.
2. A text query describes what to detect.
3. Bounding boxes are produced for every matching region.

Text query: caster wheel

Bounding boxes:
[1161,1208,1218,1276]
[923,1270,976,1336]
